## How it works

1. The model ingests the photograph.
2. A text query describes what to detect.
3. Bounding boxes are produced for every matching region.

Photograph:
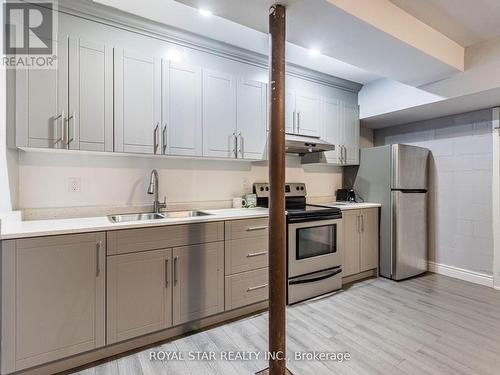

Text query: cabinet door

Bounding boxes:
[114,48,161,154]
[202,69,236,158]
[173,242,224,325]
[68,38,113,152]
[107,249,172,344]
[16,38,68,149]
[342,210,361,277]
[295,92,321,137]
[360,208,379,272]
[163,61,202,156]
[285,90,296,134]
[1,233,105,373]
[322,97,341,164]
[341,102,360,165]
[237,79,267,160]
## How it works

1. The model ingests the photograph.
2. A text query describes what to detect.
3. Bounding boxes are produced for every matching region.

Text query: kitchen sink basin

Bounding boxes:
[108,213,166,223]
[108,210,212,223]
[163,210,212,218]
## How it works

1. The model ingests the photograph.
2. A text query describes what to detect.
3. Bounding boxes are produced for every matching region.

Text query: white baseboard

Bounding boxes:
[428,261,494,288]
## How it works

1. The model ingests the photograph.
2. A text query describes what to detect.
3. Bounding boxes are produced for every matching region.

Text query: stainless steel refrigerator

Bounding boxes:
[353,144,429,280]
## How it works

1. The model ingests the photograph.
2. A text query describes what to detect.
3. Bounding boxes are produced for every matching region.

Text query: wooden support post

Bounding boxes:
[256,4,293,375]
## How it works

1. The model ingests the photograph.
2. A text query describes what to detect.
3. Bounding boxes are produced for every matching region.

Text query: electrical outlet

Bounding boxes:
[68,177,81,193]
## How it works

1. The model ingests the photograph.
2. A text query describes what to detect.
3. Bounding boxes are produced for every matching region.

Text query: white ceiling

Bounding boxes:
[176,0,463,86]
[93,0,379,84]
[361,86,500,129]
[389,0,500,47]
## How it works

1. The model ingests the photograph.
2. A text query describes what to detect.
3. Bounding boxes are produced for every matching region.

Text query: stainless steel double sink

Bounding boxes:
[108,210,212,223]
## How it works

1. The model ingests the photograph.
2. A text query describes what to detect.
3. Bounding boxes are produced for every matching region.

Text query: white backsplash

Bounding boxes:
[17,150,342,216]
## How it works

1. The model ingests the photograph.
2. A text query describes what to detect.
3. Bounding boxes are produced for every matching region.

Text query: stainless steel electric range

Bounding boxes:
[254,183,343,304]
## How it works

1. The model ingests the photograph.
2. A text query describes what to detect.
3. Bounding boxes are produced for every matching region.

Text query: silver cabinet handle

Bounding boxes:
[165,258,169,287]
[238,131,243,158]
[173,256,178,286]
[292,111,296,134]
[96,241,102,277]
[356,215,360,233]
[246,225,268,232]
[344,145,347,163]
[247,251,268,258]
[53,112,64,145]
[67,113,75,146]
[247,284,268,292]
[297,111,301,133]
[361,214,364,232]
[162,124,167,154]
[232,131,237,158]
[153,123,159,154]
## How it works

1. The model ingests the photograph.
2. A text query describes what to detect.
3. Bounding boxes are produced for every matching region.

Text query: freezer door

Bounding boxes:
[391,191,427,280]
[391,144,429,190]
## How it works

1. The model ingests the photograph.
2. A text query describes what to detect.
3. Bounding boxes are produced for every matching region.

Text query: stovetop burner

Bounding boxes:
[253,183,342,220]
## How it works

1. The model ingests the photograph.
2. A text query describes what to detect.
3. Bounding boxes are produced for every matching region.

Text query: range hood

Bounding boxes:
[285,134,335,155]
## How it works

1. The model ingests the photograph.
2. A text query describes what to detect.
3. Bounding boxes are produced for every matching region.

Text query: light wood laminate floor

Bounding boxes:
[71,274,500,375]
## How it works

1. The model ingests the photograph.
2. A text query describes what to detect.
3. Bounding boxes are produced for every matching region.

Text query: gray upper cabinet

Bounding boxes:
[285,89,321,137]
[68,38,113,152]
[163,61,203,156]
[321,97,341,164]
[114,48,161,154]
[295,91,321,137]
[236,78,267,160]
[15,38,68,149]
[341,102,360,165]
[202,72,266,160]
[13,10,359,163]
[202,69,237,158]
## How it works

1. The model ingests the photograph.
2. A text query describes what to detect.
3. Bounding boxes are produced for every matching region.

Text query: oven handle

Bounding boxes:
[289,267,342,285]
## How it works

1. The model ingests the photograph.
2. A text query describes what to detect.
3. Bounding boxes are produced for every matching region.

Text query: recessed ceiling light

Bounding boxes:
[309,48,321,57]
[199,8,212,17]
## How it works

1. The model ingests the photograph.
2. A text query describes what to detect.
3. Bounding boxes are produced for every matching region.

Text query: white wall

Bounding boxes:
[17,151,342,210]
[375,109,494,276]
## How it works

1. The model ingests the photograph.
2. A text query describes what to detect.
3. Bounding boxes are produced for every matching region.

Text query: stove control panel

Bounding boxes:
[253,183,306,198]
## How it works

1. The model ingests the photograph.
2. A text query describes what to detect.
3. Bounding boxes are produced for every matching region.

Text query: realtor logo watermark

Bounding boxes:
[3,0,58,69]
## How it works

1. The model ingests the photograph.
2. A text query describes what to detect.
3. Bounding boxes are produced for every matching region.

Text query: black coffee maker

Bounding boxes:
[336,188,356,202]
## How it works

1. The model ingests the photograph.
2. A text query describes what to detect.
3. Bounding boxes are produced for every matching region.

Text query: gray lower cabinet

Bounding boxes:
[1,233,106,374]
[342,208,379,278]
[225,268,268,311]
[107,249,172,344]
[172,242,225,325]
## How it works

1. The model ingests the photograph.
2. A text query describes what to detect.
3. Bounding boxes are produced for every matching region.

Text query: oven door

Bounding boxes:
[288,218,342,278]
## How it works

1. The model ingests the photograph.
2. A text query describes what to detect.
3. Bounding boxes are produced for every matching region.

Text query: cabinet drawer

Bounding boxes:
[225,218,269,240]
[225,268,268,311]
[107,222,224,255]
[225,236,268,275]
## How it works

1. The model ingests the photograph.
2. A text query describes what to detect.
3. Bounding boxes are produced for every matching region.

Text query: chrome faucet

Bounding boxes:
[147,169,167,213]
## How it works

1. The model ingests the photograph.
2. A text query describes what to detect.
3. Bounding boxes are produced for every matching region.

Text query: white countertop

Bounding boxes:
[0,202,381,240]
[0,208,269,240]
